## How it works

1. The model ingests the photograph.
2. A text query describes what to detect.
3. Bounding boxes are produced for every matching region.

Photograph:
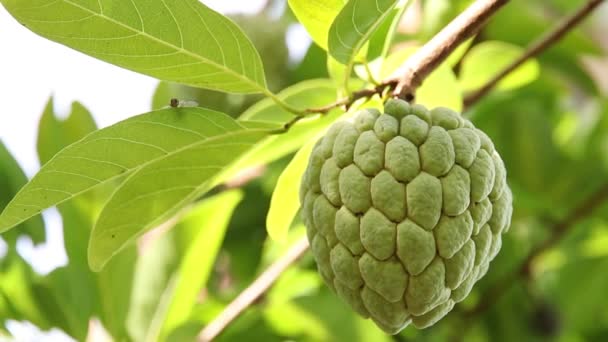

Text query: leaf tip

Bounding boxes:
[87,250,106,273]
[87,232,112,273]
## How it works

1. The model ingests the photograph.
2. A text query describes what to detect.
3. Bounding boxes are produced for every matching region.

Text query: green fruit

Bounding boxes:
[299,99,512,334]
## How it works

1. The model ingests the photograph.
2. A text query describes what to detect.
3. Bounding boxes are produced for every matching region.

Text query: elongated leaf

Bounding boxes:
[267,140,316,242]
[38,99,97,165]
[445,37,473,67]
[416,64,462,112]
[264,301,329,340]
[328,0,399,64]
[1,0,267,93]
[88,127,270,271]
[288,0,345,50]
[0,142,45,246]
[126,227,179,342]
[460,41,540,93]
[327,56,347,90]
[35,99,138,340]
[160,190,242,339]
[366,0,410,61]
[238,79,342,168]
[0,108,261,235]
[0,262,52,330]
[35,100,99,341]
[97,247,138,340]
[126,191,241,341]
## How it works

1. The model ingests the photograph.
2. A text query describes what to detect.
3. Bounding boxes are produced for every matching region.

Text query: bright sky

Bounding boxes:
[0,0,303,340]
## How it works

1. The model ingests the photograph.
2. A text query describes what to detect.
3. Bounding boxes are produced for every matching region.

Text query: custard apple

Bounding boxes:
[299,99,512,334]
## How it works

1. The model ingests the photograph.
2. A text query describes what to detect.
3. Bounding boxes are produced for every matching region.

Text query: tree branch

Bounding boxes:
[388,0,509,98]
[197,237,309,342]
[303,0,510,116]
[465,183,608,318]
[463,0,606,108]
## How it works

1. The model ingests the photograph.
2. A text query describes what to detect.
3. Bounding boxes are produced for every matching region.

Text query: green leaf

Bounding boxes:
[267,140,317,242]
[36,108,99,341]
[88,123,271,271]
[160,190,243,339]
[546,257,608,333]
[42,266,96,340]
[0,142,45,246]
[264,301,330,340]
[327,56,348,93]
[35,99,137,340]
[126,226,179,342]
[37,98,98,165]
[0,262,51,330]
[238,79,342,168]
[0,108,262,235]
[460,41,540,93]
[417,64,462,112]
[444,37,473,67]
[268,267,322,304]
[288,0,346,50]
[291,43,329,83]
[96,247,138,339]
[1,0,267,93]
[126,191,242,341]
[366,0,411,61]
[328,0,399,64]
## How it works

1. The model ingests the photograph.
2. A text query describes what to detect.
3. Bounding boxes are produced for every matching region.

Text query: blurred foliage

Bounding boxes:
[0,141,45,253]
[1,0,608,341]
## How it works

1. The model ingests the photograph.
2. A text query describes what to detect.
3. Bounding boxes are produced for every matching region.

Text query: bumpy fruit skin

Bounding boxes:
[299,99,512,334]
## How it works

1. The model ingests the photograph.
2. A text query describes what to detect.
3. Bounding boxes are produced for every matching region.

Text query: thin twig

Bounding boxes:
[465,183,608,318]
[389,0,509,98]
[280,86,387,131]
[304,85,387,115]
[303,0,510,115]
[464,0,606,107]
[197,237,310,342]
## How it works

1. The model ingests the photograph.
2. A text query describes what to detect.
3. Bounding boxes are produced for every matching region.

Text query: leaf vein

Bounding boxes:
[81,137,170,154]
[43,170,103,183]
[59,0,264,92]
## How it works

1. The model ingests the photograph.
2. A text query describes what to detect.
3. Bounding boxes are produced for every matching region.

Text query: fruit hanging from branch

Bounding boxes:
[299,99,513,333]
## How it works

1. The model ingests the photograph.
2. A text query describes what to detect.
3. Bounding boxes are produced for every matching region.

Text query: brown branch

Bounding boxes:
[303,85,389,115]
[303,0,510,115]
[389,0,509,98]
[465,183,608,318]
[197,237,309,342]
[464,0,606,107]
